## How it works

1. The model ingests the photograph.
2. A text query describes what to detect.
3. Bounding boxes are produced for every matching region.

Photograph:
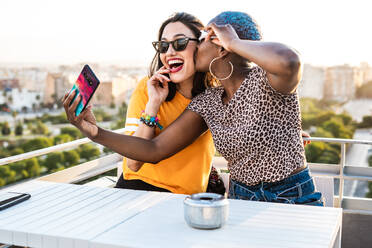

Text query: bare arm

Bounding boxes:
[63,78,207,166]
[229,39,302,94]
[207,23,302,94]
[92,110,207,163]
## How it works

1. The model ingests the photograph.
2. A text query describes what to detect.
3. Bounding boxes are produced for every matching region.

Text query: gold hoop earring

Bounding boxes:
[209,56,234,81]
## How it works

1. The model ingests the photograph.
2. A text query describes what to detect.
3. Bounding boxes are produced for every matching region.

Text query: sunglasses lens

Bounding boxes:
[174,38,188,51]
[159,41,169,53]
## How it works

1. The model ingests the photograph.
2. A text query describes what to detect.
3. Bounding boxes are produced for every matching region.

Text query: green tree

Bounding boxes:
[54,134,73,145]
[33,120,49,135]
[366,180,372,198]
[0,165,10,178]
[316,111,336,125]
[103,147,114,154]
[40,113,50,122]
[93,108,113,122]
[60,127,82,139]
[0,178,5,187]
[322,118,343,138]
[63,150,80,167]
[300,98,355,165]
[305,142,326,163]
[10,148,24,156]
[25,158,41,177]
[312,127,334,138]
[0,149,9,158]
[44,152,64,171]
[0,165,16,184]
[22,137,53,152]
[316,149,340,164]
[53,112,68,124]
[338,113,352,126]
[27,122,33,130]
[358,116,372,128]
[15,123,23,136]
[9,162,28,179]
[111,119,126,130]
[1,121,11,135]
[367,155,372,198]
[12,110,18,123]
[79,144,100,161]
[118,102,128,117]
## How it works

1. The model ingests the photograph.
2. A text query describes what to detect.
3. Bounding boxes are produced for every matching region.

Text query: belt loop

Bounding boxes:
[297,182,302,197]
[229,179,236,199]
[260,182,267,201]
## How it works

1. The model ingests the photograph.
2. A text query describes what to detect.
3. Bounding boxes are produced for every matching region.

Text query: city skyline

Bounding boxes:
[1,0,372,67]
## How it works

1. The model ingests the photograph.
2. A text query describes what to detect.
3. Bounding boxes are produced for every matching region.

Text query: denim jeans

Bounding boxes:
[228,167,324,206]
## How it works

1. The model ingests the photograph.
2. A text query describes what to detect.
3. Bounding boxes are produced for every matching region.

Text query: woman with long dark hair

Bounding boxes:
[107,12,217,194]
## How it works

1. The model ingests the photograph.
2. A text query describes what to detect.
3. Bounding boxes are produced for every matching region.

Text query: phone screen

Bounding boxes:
[69,65,100,116]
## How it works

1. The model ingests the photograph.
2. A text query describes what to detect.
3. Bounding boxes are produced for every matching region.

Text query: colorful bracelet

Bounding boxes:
[139,111,163,130]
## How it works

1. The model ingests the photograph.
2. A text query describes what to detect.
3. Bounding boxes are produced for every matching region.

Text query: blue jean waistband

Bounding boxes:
[228,166,323,205]
[232,166,311,192]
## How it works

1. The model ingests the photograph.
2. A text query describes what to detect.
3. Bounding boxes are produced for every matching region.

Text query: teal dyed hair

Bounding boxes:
[209,11,262,41]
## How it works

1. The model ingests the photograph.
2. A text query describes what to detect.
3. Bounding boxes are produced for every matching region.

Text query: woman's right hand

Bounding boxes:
[62,90,98,139]
[147,67,170,107]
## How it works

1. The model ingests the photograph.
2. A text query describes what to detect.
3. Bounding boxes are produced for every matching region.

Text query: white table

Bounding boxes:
[0,181,342,248]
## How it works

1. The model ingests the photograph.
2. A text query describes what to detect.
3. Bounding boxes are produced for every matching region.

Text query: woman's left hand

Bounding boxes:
[205,22,240,52]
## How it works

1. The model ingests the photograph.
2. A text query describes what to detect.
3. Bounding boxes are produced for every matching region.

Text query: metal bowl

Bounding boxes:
[183,193,229,229]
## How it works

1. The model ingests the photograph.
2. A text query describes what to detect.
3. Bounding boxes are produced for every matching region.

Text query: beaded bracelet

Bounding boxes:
[139,111,163,130]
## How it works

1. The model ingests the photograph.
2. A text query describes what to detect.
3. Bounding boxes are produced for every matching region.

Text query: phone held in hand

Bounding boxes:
[0,192,31,211]
[69,64,100,116]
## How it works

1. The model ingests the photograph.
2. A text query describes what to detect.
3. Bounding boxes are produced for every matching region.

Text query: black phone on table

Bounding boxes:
[0,192,31,211]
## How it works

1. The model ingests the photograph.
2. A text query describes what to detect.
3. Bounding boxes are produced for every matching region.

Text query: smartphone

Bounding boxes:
[69,64,100,116]
[0,192,31,211]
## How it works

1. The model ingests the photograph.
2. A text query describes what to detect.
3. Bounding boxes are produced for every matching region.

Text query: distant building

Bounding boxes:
[91,76,138,106]
[44,73,71,105]
[0,88,42,112]
[298,63,372,101]
[92,81,113,106]
[298,64,326,100]
[16,68,47,92]
[324,65,363,102]
[0,79,20,91]
[359,62,372,84]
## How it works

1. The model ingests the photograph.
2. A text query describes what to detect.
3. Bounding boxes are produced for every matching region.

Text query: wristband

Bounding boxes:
[139,111,163,130]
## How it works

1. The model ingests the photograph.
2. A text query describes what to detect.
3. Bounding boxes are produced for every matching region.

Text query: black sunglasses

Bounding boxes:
[152,37,199,53]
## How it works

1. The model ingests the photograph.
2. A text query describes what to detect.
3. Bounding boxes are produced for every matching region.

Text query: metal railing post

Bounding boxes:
[338,143,346,208]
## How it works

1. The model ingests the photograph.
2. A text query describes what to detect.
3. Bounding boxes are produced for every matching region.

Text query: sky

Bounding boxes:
[1,0,371,67]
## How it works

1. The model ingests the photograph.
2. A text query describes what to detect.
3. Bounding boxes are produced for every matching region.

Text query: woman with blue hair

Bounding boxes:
[63,11,322,206]
[188,11,322,205]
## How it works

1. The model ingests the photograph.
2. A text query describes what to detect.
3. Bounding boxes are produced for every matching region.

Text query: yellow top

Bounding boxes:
[122,77,215,194]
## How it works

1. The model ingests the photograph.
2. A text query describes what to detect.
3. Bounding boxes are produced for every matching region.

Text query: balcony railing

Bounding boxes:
[1,130,372,213]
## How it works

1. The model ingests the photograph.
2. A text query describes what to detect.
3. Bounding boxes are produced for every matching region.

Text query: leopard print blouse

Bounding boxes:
[187,66,306,186]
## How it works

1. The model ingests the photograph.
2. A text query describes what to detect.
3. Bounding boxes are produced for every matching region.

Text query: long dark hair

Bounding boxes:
[149,12,206,101]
